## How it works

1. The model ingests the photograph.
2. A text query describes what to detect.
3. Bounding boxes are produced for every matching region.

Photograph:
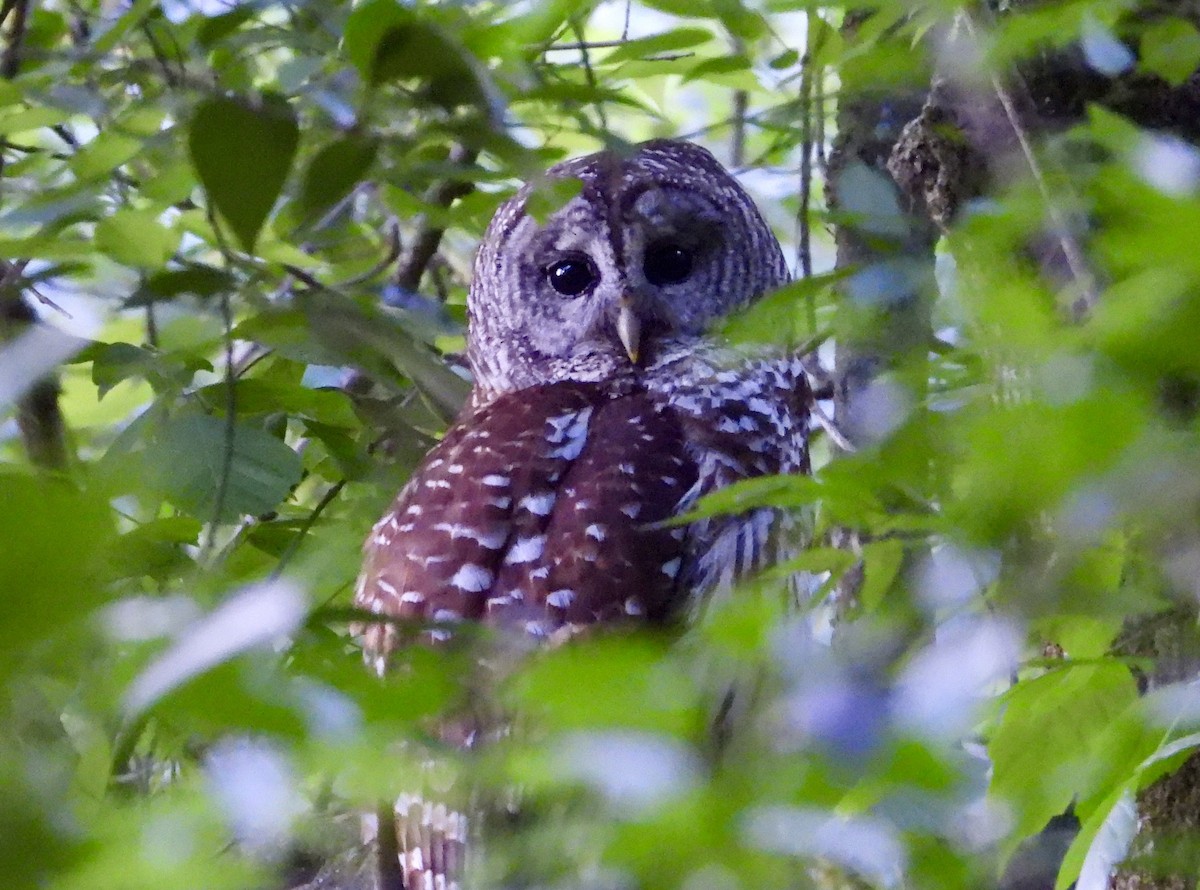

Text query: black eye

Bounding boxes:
[643,242,693,286]
[546,256,599,297]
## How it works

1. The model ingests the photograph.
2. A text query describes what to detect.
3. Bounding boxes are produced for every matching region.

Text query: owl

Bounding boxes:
[354,139,811,888]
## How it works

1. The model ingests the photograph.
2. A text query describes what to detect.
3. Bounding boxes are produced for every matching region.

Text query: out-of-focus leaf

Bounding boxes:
[989,663,1137,849]
[188,93,298,252]
[107,516,202,581]
[723,272,845,345]
[0,474,114,659]
[509,638,696,736]
[682,55,753,84]
[684,473,819,522]
[125,579,308,715]
[856,538,906,614]
[0,104,70,135]
[342,0,413,82]
[70,133,142,180]
[769,48,799,69]
[197,5,256,46]
[90,0,156,54]
[1140,18,1200,85]
[95,208,179,269]
[715,0,767,40]
[342,0,494,111]
[602,27,714,64]
[128,264,234,306]
[76,341,210,397]
[146,411,303,521]
[1058,732,1200,889]
[951,394,1144,541]
[297,134,379,221]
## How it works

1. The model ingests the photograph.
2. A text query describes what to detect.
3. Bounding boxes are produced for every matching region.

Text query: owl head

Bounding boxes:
[466,140,789,403]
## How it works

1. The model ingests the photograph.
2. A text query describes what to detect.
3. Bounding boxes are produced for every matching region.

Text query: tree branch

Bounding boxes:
[394,145,479,294]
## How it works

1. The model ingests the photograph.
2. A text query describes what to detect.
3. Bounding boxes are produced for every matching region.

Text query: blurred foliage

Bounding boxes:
[3,0,1200,888]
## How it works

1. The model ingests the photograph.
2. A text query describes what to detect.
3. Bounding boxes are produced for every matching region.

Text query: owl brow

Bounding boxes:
[580,151,628,268]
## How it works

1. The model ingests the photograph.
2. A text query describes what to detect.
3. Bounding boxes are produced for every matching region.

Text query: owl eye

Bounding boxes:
[643,242,693,286]
[546,256,599,297]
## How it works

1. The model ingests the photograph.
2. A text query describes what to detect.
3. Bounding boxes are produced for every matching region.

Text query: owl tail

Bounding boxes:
[369,793,468,890]
[396,794,468,890]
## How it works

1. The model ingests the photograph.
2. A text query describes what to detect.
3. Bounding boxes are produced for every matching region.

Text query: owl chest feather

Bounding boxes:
[355,355,809,665]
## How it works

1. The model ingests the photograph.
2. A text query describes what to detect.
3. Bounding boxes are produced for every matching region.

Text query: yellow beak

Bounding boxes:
[616,298,641,365]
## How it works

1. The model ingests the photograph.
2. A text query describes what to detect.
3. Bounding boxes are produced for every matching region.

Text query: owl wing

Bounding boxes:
[354,381,697,670]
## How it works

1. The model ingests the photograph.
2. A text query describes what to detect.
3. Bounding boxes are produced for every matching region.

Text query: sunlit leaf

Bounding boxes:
[990,663,1138,849]
[95,208,179,269]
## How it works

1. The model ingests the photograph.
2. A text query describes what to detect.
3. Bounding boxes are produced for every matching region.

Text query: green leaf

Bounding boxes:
[509,637,696,735]
[91,0,157,54]
[857,538,906,614]
[1139,18,1200,86]
[989,662,1138,848]
[769,48,799,69]
[78,341,209,396]
[146,412,303,521]
[951,394,1145,542]
[714,0,766,41]
[723,272,845,346]
[0,105,70,136]
[197,5,256,46]
[193,378,358,426]
[342,0,491,109]
[94,208,178,269]
[128,264,234,306]
[188,94,298,253]
[683,56,751,84]
[684,473,821,523]
[297,134,379,221]
[70,133,143,181]
[0,474,114,659]
[342,0,414,83]
[602,28,714,64]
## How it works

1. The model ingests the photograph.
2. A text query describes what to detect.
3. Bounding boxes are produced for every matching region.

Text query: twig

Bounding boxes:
[140,21,181,88]
[810,398,855,452]
[1,0,28,79]
[547,39,631,51]
[395,146,478,293]
[796,48,815,282]
[340,220,401,287]
[570,16,608,134]
[204,290,237,555]
[271,479,346,579]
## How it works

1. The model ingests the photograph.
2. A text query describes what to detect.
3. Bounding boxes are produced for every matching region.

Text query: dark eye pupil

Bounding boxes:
[644,243,692,286]
[547,258,598,296]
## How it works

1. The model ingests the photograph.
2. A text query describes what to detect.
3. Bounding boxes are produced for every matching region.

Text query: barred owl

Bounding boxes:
[354,139,811,888]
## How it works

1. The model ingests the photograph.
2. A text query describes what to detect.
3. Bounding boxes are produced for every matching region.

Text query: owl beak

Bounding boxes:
[616,298,641,365]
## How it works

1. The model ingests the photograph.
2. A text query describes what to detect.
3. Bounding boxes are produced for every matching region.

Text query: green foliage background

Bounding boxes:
[2,0,1200,888]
